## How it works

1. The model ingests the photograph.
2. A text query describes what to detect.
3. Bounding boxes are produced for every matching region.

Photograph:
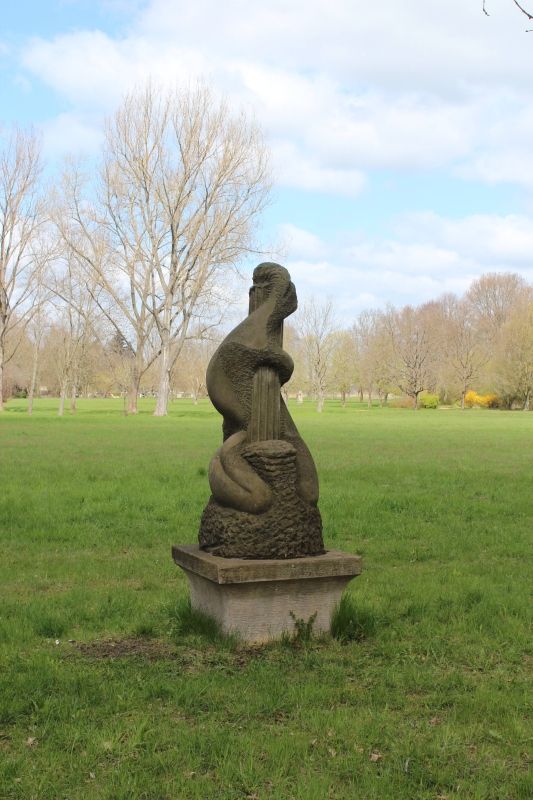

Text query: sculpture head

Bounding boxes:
[251,262,297,321]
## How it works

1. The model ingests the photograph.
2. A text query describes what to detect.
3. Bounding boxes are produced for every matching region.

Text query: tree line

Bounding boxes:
[2,83,532,414]
[287,272,533,411]
[5,266,533,413]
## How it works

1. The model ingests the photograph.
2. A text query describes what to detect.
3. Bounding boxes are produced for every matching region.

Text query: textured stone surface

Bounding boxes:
[173,545,362,643]
[200,439,323,559]
[199,263,324,559]
[172,545,363,583]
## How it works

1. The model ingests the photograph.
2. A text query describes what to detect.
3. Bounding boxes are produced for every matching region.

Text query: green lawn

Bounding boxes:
[0,399,531,800]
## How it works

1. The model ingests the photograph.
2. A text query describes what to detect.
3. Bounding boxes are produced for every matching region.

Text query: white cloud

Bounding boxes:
[272,141,366,197]
[278,212,533,320]
[135,0,533,93]
[22,32,211,111]
[278,224,327,261]
[395,212,533,268]
[17,0,533,193]
[460,150,533,188]
[10,0,533,314]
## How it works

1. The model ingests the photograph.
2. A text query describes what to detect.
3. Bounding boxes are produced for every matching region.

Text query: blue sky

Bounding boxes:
[2,0,533,319]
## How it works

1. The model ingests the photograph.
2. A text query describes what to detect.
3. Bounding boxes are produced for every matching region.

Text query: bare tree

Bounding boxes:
[0,127,44,410]
[298,298,336,412]
[494,301,533,409]
[283,322,307,401]
[330,330,357,406]
[440,295,488,409]
[353,310,395,408]
[466,273,530,342]
[371,315,396,406]
[26,284,49,415]
[48,250,101,415]
[54,159,161,414]
[92,82,269,417]
[172,336,219,403]
[385,304,437,409]
[354,310,378,407]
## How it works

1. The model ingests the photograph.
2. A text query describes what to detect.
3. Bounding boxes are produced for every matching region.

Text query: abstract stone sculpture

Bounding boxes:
[199,263,325,559]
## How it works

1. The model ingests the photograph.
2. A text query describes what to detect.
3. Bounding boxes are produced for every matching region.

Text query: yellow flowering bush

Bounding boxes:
[464,391,499,408]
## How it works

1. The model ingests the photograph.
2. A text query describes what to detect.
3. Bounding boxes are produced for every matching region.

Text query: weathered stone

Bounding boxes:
[200,440,323,559]
[172,545,362,643]
[172,263,362,642]
[198,263,324,559]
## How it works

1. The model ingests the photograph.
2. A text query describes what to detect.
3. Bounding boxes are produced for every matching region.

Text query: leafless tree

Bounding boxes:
[57,82,269,416]
[47,249,102,415]
[494,301,533,409]
[385,304,437,409]
[353,311,376,407]
[370,315,396,406]
[298,298,337,412]
[330,330,357,406]
[172,336,219,403]
[353,310,395,408]
[54,159,161,414]
[0,127,45,410]
[26,280,49,415]
[283,323,307,400]
[466,272,530,342]
[439,295,488,409]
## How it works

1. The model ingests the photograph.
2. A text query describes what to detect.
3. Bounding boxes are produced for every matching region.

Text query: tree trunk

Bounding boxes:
[0,334,5,411]
[27,339,40,416]
[154,316,172,417]
[70,381,77,413]
[358,387,364,403]
[461,390,466,410]
[317,393,324,412]
[154,338,171,417]
[191,379,199,405]
[341,389,346,407]
[367,389,372,408]
[127,382,139,414]
[523,390,530,411]
[58,380,67,416]
[413,393,419,410]
[127,359,143,414]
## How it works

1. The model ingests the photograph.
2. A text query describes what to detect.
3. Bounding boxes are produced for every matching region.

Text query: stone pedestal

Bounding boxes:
[172,545,362,644]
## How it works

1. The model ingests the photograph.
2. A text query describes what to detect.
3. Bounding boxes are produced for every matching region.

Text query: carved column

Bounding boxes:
[248,284,283,443]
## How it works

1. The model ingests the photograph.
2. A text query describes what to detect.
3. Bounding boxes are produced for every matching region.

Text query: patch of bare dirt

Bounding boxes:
[73,637,176,661]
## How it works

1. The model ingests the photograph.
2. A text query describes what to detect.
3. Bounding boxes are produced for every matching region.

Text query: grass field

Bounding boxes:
[0,398,532,800]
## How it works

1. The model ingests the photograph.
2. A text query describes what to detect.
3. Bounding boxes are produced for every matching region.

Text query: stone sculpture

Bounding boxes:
[199,262,325,559]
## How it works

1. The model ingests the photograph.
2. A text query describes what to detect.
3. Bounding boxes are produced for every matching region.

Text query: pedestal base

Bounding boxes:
[172,545,362,644]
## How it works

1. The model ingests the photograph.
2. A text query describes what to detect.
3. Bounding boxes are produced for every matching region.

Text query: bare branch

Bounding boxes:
[513,0,533,21]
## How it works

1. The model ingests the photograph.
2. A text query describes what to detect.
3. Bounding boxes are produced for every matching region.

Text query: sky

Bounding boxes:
[2,0,533,320]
